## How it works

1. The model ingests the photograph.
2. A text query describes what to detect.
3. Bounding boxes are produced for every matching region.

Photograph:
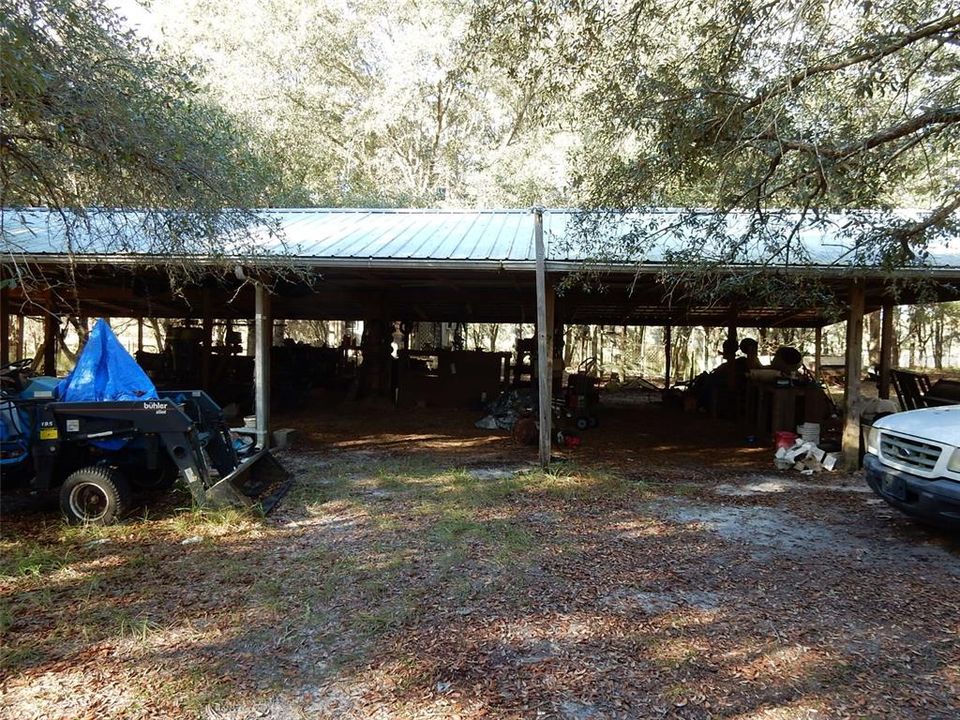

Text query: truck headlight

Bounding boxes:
[865,426,881,455]
[947,448,960,472]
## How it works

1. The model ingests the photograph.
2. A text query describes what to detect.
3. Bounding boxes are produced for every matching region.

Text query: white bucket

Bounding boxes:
[243,415,257,429]
[797,422,820,446]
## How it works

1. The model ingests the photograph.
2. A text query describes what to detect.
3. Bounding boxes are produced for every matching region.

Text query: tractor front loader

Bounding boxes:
[3,379,287,524]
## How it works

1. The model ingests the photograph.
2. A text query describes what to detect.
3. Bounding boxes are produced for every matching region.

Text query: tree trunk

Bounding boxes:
[867,310,881,367]
[671,326,692,380]
[31,341,45,372]
[489,323,500,352]
[702,326,711,372]
[57,316,89,364]
[934,311,945,370]
[639,325,646,375]
[470,323,484,351]
[620,325,630,382]
[908,307,918,367]
[14,315,24,360]
[891,306,901,368]
[149,318,167,352]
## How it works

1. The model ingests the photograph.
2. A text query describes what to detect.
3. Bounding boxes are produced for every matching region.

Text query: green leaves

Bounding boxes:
[1,0,287,268]
[472,0,960,278]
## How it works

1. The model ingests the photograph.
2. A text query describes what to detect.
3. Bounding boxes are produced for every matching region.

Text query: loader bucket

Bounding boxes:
[204,450,292,514]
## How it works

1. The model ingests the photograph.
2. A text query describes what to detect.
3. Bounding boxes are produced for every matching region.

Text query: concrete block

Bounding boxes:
[272,428,297,450]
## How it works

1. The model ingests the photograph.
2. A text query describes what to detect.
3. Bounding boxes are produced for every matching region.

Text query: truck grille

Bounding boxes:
[879,432,943,473]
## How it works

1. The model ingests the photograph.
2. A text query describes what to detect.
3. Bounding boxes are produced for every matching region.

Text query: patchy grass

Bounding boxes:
[0,542,72,578]
[167,505,263,534]
[117,614,161,642]
[1,446,958,720]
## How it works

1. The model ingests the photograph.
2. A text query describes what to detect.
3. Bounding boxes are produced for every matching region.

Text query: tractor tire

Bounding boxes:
[59,466,131,525]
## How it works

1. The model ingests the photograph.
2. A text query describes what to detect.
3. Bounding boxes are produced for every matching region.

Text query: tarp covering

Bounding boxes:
[57,319,158,402]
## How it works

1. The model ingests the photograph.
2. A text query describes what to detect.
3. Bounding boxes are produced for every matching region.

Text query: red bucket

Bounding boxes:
[775,431,798,449]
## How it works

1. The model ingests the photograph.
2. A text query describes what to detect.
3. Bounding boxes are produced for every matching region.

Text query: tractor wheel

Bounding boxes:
[59,466,131,525]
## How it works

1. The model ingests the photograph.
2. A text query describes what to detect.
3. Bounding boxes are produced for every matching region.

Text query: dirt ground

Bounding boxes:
[2,397,959,719]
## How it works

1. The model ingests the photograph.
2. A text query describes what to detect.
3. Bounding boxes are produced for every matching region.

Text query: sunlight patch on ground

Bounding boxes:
[328,433,506,451]
[3,441,959,719]
[733,705,825,720]
[715,477,871,496]
[2,667,142,719]
[734,643,821,683]
[608,518,671,539]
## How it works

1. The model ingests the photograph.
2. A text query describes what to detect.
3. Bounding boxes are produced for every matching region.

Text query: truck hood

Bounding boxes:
[875,406,960,446]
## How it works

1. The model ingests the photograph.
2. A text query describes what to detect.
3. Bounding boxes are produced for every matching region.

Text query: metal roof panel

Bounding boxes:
[4,207,960,271]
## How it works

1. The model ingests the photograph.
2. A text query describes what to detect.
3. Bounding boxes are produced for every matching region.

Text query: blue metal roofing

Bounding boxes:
[3,207,960,271]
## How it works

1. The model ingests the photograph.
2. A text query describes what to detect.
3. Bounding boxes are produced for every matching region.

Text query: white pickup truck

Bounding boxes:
[864,406,960,529]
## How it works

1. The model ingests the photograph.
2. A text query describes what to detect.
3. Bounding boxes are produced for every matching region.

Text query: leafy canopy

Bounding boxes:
[1,0,289,266]
[150,0,574,208]
[470,0,960,273]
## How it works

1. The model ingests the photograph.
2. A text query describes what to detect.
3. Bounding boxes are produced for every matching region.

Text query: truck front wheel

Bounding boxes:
[59,466,131,525]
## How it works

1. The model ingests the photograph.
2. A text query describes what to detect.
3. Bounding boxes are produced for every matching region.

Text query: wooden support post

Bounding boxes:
[814,326,823,381]
[555,321,565,376]
[254,282,272,450]
[246,319,256,355]
[201,290,213,389]
[43,312,58,376]
[664,324,672,389]
[726,314,739,390]
[0,286,9,366]
[726,324,738,345]
[842,282,865,470]
[534,208,552,468]
[879,301,894,400]
[15,315,24,360]
[546,284,556,394]
[137,318,144,354]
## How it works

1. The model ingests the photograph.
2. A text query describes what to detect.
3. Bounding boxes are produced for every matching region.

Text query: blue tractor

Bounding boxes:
[0,323,285,524]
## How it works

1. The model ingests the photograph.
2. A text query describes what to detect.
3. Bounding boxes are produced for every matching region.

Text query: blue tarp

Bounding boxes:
[57,319,158,402]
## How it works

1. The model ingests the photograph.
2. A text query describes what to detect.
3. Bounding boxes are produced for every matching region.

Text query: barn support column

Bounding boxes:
[201,289,213,389]
[725,310,739,391]
[814,326,823,380]
[246,320,256,355]
[554,320,565,379]
[842,282,865,469]
[879,300,895,400]
[359,301,390,398]
[663,324,672,389]
[534,207,552,468]
[726,323,738,346]
[254,282,272,450]
[15,315,24,360]
[43,310,58,376]
[0,285,9,366]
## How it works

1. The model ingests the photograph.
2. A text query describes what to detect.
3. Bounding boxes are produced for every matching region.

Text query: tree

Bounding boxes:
[1,0,292,302]
[150,0,574,207]
[470,1,960,274]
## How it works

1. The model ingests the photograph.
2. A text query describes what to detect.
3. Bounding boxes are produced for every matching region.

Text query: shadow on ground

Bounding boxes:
[2,404,958,719]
